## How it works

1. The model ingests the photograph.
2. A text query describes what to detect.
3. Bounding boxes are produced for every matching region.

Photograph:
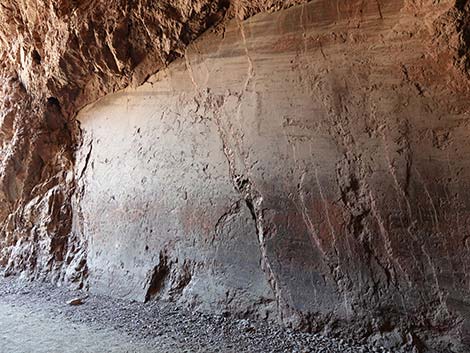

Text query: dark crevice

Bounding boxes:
[244,198,258,224]
[32,50,42,65]
[47,96,61,109]
[79,142,93,179]
[145,253,170,302]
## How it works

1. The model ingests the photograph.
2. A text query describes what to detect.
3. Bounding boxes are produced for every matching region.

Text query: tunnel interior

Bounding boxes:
[0,0,470,352]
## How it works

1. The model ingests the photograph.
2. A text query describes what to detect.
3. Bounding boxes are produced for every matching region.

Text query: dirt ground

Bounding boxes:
[0,277,387,353]
[0,301,163,353]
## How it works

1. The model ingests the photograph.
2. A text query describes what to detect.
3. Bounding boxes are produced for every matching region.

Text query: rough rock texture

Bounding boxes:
[0,0,305,284]
[1,0,470,352]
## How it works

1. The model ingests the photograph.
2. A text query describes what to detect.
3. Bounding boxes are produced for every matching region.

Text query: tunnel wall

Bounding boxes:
[74,1,470,350]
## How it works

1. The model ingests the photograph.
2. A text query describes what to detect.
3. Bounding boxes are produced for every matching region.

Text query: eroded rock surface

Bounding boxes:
[1,0,470,352]
[0,0,306,284]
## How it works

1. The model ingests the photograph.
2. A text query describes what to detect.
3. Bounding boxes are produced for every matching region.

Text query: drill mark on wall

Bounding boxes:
[413,167,439,233]
[237,20,255,98]
[318,38,328,61]
[379,129,413,222]
[376,0,383,20]
[420,243,449,315]
[282,131,328,257]
[369,190,407,287]
[300,3,308,55]
[184,48,201,92]
[312,146,338,256]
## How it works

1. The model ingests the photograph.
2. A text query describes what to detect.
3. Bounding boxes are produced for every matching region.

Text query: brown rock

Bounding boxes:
[67,298,84,306]
[0,0,470,352]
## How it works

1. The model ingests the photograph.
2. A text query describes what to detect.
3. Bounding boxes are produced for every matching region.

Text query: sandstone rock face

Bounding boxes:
[0,0,234,285]
[0,0,308,287]
[1,0,470,351]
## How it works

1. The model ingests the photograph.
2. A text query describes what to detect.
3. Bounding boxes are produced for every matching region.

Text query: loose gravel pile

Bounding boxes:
[0,277,393,353]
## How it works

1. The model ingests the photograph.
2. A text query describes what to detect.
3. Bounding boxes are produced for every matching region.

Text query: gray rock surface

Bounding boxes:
[0,0,470,352]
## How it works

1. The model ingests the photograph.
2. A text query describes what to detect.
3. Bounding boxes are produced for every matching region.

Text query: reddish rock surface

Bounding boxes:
[1,1,470,352]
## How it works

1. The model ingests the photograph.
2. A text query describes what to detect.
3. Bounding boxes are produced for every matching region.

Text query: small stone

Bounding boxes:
[244,325,256,333]
[67,297,84,306]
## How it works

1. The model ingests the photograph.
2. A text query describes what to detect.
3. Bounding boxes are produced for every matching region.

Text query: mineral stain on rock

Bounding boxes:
[1,0,470,352]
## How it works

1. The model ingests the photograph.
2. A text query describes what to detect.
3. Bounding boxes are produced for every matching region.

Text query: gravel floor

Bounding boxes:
[0,277,391,353]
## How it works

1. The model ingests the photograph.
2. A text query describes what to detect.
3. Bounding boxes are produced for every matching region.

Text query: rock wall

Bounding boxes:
[0,0,306,284]
[75,0,470,351]
[0,0,233,285]
[2,0,470,352]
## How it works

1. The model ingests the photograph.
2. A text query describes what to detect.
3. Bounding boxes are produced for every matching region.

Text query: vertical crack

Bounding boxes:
[237,20,254,94]
[184,47,200,92]
[376,0,384,20]
[79,141,93,180]
[211,97,289,323]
